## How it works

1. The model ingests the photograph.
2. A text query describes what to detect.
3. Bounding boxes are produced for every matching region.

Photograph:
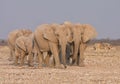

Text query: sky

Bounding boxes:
[1,0,120,39]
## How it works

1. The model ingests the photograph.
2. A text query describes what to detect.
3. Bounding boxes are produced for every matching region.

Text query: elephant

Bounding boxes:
[70,23,97,66]
[63,21,97,66]
[33,23,72,69]
[7,29,32,61]
[14,34,38,67]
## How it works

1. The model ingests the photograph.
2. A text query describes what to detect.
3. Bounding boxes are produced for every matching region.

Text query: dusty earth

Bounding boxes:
[0,45,120,84]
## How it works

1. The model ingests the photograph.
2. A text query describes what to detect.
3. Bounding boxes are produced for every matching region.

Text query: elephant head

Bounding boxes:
[20,29,32,37]
[42,24,58,43]
[14,29,32,38]
[63,21,73,43]
[81,24,97,43]
[43,23,72,45]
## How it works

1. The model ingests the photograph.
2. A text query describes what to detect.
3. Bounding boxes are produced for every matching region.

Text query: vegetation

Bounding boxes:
[88,39,120,46]
[1,38,120,46]
[0,39,7,46]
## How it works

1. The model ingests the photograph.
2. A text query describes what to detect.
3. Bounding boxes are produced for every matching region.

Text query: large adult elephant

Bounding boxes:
[34,23,72,68]
[67,23,97,66]
[8,29,32,61]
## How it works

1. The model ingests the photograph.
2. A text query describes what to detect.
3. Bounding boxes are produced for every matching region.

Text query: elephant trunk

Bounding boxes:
[60,40,67,68]
[72,40,80,65]
[78,42,87,66]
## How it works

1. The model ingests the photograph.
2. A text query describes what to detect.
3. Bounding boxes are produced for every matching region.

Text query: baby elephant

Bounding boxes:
[14,34,37,67]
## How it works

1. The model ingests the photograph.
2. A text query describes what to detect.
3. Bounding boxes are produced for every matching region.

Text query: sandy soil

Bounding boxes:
[0,46,120,84]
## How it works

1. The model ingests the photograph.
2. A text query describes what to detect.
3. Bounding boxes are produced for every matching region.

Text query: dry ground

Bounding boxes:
[0,45,120,84]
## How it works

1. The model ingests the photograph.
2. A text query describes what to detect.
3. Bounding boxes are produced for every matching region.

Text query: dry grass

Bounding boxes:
[0,45,120,84]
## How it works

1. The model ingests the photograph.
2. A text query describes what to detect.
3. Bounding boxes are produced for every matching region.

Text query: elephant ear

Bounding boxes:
[82,24,97,42]
[16,31,23,38]
[43,26,58,43]
[16,36,26,51]
[74,23,83,41]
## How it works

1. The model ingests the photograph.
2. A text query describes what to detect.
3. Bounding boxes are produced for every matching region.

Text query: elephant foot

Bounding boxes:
[73,64,77,66]
[55,64,66,69]
[78,59,85,67]
[28,66,36,69]
[9,62,14,65]
[49,65,54,68]
[37,66,42,69]
[14,63,18,66]
[71,59,78,66]
[79,63,85,67]
[28,63,34,67]
[15,64,18,66]
[8,57,13,61]
[48,64,55,68]
[18,66,24,69]
[37,64,43,69]
[28,65,34,67]
[31,65,40,69]
[70,61,77,66]
[69,58,73,65]
[63,64,67,68]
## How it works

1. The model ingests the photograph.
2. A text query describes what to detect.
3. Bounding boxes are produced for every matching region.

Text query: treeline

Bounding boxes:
[0,39,120,46]
[0,39,7,46]
[89,39,120,46]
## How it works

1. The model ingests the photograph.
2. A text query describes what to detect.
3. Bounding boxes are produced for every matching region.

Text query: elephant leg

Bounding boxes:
[8,50,14,61]
[34,53,39,64]
[44,53,50,67]
[8,50,12,61]
[61,44,67,67]
[66,44,71,65]
[72,42,80,65]
[14,50,19,65]
[24,55,28,63]
[49,42,65,69]
[50,55,55,67]
[28,53,34,67]
[45,54,55,67]
[14,56,19,66]
[68,44,73,65]
[78,43,87,67]
[20,52,25,66]
[38,51,43,68]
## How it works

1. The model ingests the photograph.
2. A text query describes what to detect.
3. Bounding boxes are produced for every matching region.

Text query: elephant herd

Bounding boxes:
[7,21,97,69]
